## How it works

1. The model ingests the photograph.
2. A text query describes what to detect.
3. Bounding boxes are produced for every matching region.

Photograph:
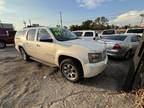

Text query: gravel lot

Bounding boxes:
[0,45,134,108]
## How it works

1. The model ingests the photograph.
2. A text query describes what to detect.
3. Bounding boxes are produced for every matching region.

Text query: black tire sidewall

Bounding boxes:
[60,59,82,83]
[0,41,6,49]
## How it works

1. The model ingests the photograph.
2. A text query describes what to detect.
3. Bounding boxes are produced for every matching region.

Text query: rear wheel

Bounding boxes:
[0,41,6,49]
[60,59,83,83]
[20,48,29,61]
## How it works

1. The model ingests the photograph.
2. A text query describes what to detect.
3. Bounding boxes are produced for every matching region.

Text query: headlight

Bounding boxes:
[88,53,102,63]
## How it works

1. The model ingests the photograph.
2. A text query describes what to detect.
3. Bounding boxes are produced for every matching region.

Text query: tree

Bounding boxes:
[69,16,114,31]
[101,16,109,26]
[81,20,93,30]
[94,16,109,30]
[70,25,81,31]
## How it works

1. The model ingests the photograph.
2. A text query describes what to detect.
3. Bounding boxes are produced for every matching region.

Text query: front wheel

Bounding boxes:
[60,59,83,83]
[20,48,29,61]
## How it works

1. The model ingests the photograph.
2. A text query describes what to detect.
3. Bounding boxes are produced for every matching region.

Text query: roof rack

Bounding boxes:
[25,24,41,28]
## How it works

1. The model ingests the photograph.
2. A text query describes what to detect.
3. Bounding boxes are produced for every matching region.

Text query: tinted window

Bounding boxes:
[37,29,51,41]
[102,30,115,35]
[102,36,127,41]
[74,32,83,37]
[127,29,143,33]
[131,36,139,42]
[50,28,78,41]
[27,29,36,41]
[84,32,93,37]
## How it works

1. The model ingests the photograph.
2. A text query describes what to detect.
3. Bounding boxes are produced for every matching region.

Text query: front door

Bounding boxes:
[35,28,56,64]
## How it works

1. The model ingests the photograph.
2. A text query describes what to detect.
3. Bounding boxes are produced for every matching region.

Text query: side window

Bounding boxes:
[131,36,139,42]
[37,29,51,41]
[84,32,93,37]
[27,29,36,41]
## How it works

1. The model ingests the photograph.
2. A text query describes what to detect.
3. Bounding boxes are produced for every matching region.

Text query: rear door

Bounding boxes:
[24,29,37,58]
[35,28,56,64]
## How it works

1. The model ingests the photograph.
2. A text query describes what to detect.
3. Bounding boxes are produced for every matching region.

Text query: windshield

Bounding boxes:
[127,29,144,33]
[102,36,127,41]
[50,28,78,41]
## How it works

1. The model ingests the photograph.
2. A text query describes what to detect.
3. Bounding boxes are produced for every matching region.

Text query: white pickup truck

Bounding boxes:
[15,27,107,82]
[73,30,99,41]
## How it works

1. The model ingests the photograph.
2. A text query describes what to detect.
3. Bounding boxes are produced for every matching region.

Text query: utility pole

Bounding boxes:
[140,14,144,27]
[29,19,32,26]
[60,11,63,28]
[23,20,26,28]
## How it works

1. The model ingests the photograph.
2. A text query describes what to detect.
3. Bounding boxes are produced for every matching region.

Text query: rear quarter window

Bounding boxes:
[27,29,36,41]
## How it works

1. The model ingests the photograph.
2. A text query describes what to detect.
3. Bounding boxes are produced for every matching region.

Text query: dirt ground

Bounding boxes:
[0,45,135,108]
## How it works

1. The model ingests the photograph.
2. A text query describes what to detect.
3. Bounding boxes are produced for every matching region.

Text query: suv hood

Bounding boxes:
[64,39,105,52]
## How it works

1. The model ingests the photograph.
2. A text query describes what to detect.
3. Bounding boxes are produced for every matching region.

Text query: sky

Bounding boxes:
[0,0,144,30]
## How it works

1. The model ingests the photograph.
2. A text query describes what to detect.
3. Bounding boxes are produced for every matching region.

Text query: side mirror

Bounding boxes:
[39,35,53,42]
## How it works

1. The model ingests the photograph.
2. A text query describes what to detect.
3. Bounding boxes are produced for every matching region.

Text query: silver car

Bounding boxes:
[98,35,140,59]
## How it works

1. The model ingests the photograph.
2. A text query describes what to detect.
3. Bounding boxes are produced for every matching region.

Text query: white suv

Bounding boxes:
[15,27,107,82]
[125,28,144,37]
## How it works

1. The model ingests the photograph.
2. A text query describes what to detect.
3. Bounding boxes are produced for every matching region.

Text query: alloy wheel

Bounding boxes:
[62,63,78,81]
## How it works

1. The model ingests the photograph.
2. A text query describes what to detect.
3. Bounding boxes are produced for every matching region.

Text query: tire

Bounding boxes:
[19,48,29,61]
[124,50,132,60]
[60,59,83,83]
[0,41,6,49]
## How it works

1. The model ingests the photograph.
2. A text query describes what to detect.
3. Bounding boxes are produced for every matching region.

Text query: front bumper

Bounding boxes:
[83,56,108,78]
